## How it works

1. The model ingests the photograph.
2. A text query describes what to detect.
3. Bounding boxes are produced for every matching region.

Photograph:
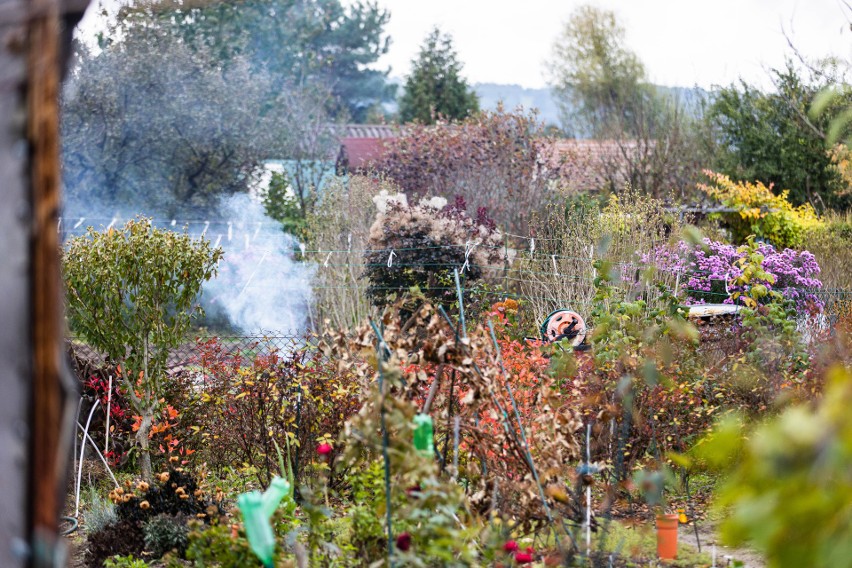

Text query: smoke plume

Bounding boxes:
[201,194,314,334]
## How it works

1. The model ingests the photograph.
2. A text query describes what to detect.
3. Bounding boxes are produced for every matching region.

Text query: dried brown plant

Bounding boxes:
[320,300,585,530]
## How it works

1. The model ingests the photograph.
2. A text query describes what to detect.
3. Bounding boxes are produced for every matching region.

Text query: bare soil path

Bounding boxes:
[679,523,765,568]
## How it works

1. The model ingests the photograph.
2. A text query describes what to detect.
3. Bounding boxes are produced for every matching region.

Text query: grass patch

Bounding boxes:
[591,519,714,567]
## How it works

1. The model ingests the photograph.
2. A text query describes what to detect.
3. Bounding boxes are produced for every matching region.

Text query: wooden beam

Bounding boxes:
[1,0,87,564]
[26,0,87,565]
[27,1,67,565]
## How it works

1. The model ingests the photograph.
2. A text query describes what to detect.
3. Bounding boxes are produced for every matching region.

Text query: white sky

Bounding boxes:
[370,0,850,89]
[79,0,851,89]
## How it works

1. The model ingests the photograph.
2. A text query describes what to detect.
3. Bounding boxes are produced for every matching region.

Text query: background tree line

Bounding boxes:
[62,0,392,219]
[546,4,852,208]
[62,0,852,228]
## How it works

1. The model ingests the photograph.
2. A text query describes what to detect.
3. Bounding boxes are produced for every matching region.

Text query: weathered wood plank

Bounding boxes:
[1,0,88,564]
[28,2,67,565]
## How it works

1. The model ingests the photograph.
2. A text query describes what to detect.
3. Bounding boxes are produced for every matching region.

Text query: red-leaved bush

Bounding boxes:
[368,110,567,234]
[179,338,361,487]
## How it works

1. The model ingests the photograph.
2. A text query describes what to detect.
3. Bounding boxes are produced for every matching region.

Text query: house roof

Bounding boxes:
[547,139,637,163]
[543,139,639,191]
[337,137,389,172]
[335,124,638,190]
[338,124,397,139]
[334,124,398,173]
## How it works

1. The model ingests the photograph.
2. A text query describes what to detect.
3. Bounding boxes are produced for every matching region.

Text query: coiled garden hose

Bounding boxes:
[59,516,78,536]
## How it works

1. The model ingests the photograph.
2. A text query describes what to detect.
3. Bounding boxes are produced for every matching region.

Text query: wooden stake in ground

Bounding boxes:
[28,1,82,565]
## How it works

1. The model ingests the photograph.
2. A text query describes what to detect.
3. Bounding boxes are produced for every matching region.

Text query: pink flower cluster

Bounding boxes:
[644,238,823,312]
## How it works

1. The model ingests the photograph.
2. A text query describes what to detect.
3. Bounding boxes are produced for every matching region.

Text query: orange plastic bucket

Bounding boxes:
[656,514,678,559]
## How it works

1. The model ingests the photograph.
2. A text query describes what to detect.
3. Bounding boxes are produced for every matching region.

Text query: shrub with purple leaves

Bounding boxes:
[644,238,823,313]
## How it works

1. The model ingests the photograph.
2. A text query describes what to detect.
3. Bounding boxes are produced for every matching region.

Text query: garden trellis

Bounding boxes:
[60,214,848,343]
[58,217,844,294]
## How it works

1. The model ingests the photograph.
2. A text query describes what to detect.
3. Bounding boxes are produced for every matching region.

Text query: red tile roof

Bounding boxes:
[338,124,397,139]
[542,139,639,191]
[337,137,390,172]
[336,125,637,190]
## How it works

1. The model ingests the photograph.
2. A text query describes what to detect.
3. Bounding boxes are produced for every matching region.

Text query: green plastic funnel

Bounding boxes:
[237,491,275,567]
[261,477,291,520]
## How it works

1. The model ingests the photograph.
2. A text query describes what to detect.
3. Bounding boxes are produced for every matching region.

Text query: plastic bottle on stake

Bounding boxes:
[413,414,434,456]
[238,492,275,567]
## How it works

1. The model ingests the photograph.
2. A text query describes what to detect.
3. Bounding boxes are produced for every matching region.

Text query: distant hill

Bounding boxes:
[384,78,562,125]
[472,83,562,127]
[385,79,708,132]
[474,83,708,132]
[655,85,710,113]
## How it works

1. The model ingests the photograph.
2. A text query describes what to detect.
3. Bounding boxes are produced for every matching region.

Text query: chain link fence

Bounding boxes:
[68,333,308,380]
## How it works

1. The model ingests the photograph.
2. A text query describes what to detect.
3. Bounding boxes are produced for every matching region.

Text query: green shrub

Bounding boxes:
[143,514,189,558]
[804,210,852,291]
[699,365,852,567]
[347,461,392,559]
[83,486,117,535]
[102,556,148,568]
[586,261,712,477]
[183,523,264,568]
[338,389,478,566]
[63,217,222,479]
[261,171,310,239]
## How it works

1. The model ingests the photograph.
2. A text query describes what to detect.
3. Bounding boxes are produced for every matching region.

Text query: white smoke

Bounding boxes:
[202,194,314,334]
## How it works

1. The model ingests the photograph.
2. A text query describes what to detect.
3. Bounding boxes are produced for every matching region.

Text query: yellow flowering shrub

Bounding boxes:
[698,170,823,248]
[829,144,852,200]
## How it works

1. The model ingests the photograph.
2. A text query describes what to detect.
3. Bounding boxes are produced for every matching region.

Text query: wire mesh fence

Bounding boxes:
[68,333,308,379]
